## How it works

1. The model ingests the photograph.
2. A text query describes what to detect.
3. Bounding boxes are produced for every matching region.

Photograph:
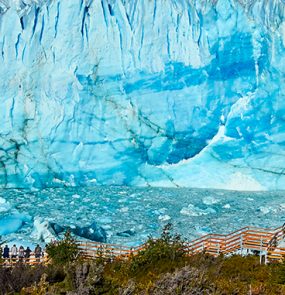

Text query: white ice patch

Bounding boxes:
[153,208,167,215]
[158,215,171,221]
[0,197,12,212]
[203,196,219,205]
[259,206,271,215]
[119,207,129,213]
[180,204,216,216]
[72,194,81,199]
[31,217,57,243]
[100,217,112,224]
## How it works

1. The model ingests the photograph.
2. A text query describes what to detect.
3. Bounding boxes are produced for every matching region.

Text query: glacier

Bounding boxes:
[0,0,285,190]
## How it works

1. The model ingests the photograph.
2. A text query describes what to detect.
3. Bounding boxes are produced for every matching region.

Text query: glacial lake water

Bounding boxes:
[0,186,285,246]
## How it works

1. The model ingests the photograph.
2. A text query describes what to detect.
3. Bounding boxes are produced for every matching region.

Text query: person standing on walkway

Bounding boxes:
[34,244,42,263]
[11,244,17,260]
[25,246,31,263]
[18,246,25,262]
[3,245,9,259]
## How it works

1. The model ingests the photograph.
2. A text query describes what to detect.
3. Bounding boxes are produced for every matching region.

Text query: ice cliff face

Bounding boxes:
[0,0,285,190]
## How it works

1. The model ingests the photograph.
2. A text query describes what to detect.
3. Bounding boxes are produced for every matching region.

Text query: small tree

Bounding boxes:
[129,223,185,274]
[46,231,80,265]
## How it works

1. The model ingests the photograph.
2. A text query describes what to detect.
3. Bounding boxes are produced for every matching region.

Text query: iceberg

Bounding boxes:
[0,0,285,190]
[0,213,31,235]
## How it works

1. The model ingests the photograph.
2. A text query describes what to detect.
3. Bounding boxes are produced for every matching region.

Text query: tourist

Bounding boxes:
[3,245,9,259]
[11,244,17,260]
[18,246,25,261]
[34,244,42,262]
[25,246,31,263]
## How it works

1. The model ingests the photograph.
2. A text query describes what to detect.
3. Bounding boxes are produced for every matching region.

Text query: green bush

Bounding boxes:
[46,230,80,265]
[128,223,186,275]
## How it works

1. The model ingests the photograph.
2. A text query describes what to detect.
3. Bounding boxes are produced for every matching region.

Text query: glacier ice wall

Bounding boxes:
[0,0,285,190]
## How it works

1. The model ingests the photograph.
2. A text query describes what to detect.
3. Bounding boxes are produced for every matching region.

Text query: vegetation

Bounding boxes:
[2,225,285,294]
[127,223,186,275]
[45,230,80,265]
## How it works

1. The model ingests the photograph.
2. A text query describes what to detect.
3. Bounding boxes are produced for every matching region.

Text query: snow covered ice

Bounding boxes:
[0,0,285,190]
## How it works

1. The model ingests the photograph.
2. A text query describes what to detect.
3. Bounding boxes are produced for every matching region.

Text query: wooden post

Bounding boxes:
[260,238,263,265]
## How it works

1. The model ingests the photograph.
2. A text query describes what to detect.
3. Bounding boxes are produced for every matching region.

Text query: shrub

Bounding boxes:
[128,223,186,275]
[46,230,80,265]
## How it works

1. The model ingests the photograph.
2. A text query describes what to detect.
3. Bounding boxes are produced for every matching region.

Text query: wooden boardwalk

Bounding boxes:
[78,225,285,264]
[0,253,48,267]
[1,224,285,267]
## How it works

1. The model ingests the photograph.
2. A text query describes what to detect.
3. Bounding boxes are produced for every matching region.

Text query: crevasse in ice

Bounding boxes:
[1,0,285,190]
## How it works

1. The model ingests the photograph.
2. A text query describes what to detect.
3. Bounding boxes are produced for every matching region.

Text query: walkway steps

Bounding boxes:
[1,224,285,267]
[77,224,285,263]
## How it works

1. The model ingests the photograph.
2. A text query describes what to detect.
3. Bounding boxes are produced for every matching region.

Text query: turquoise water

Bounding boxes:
[0,187,285,246]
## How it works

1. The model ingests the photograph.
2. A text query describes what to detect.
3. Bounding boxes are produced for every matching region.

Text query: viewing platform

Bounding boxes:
[1,224,285,267]
[78,224,285,264]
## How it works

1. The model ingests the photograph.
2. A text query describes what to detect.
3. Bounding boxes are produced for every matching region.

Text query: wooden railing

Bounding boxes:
[0,253,48,267]
[77,225,285,264]
[1,224,285,267]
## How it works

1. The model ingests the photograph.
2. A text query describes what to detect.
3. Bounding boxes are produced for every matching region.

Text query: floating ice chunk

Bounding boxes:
[259,207,271,214]
[70,222,107,242]
[118,191,128,195]
[31,217,58,243]
[0,197,12,212]
[203,196,219,205]
[0,216,24,235]
[0,212,31,236]
[153,208,167,215]
[72,194,81,199]
[88,179,97,183]
[119,207,129,213]
[117,229,136,237]
[180,205,199,216]
[195,226,212,235]
[118,198,127,203]
[180,204,216,216]
[223,204,231,209]
[158,215,171,221]
[100,217,112,224]
[205,208,217,214]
